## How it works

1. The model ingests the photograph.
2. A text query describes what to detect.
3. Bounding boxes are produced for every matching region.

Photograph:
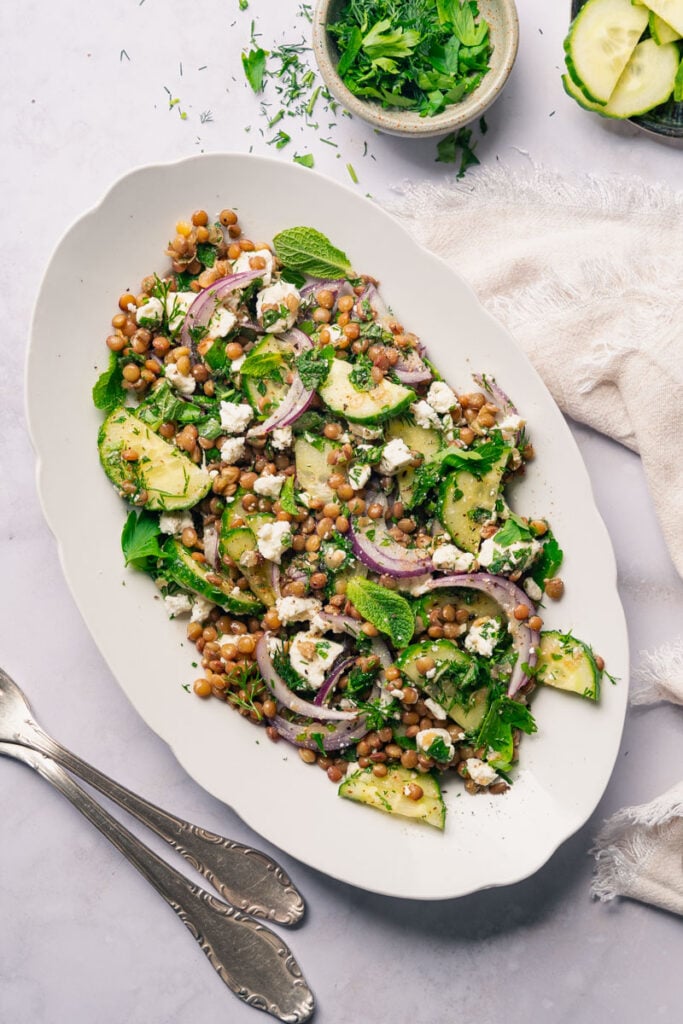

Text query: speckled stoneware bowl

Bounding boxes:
[312,0,519,137]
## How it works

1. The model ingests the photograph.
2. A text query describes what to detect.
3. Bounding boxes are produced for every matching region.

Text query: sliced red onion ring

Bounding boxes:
[285,327,314,353]
[472,374,518,416]
[300,278,347,299]
[246,327,315,437]
[394,349,432,386]
[269,715,369,751]
[312,613,393,675]
[420,572,539,698]
[350,516,433,578]
[313,656,356,707]
[180,269,263,354]
[255,634,359,721]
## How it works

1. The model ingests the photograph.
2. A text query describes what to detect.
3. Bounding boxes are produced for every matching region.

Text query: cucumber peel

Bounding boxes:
[536,630,601,701]
[564,0,649,104]
[339,765,446,829]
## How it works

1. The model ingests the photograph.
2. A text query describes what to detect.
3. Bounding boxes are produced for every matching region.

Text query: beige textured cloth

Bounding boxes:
[384,165,683,577]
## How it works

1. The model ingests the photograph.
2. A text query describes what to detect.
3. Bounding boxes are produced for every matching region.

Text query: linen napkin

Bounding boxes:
[383,164,683,578]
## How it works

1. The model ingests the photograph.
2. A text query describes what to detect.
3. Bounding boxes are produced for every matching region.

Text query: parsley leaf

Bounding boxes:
[121,511,164,570]
[436,126,481,178]
[529,530,564,589]
[293,152,315,168]
[92,351,125,414]
[476,697,537,772]
[346,577,415,647]
[242,47,269,92]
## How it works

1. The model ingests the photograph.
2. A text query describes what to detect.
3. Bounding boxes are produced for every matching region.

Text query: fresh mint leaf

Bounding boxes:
[242,47,269,92]
[295,344,334,390]
[92,351,125,414]
[279,266,307,288]
[239,348,285,378]
[346,577,415,647]
[121,511,164,570]
[273,226,352,278]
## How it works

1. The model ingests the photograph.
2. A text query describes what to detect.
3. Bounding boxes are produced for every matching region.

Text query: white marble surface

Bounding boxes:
[2,1,682,1021]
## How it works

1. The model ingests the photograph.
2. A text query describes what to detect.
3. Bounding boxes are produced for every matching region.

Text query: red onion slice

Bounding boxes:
[247,374,314,437]
[313,656,356,707]
[180,270,263,353]
[472,374,518,417]
[350,516,433,578]
[269,714,369,751]
[255,634,359,721]
[420,572,539,698]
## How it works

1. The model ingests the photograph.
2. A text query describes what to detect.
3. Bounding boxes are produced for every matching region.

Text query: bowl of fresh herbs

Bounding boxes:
[312,0,519,137]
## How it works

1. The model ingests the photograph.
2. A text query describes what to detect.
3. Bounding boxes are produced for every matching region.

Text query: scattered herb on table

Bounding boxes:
[293,152,315,167]
[436,125,480,177]
[242,46,269,92]
[327,0,492,117]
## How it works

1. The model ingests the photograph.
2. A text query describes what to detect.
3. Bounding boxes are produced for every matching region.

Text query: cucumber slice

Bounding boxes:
[649,10,682,44]
[218,525,276,607]
[562,72,605,111]
[602,39,679,117]
[397,639,489,732]
[385,418,442,506]
[536,630,601,701]
[339,766,445,829]
[242,335,294,419]
[222,490,275,535]
[294,435,343,504]
[644,0,683,35]
[163,538,265,615]
[319,358,415,424]
[414,589,502,633]
[98,408,211,511]
[438,455,508,554]
[564,0,648,104]
[397,638,470,684]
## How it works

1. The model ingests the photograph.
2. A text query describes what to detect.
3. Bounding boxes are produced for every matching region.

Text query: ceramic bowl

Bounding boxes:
[311,0,520,137]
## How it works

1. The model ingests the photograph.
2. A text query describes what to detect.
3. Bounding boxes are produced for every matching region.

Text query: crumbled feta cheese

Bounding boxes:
[324,324,344,346]
[349,422,384,440]
[135,296,163,328]
[411,400,442,431]
[164,593,192,617]
[400,574,432,597]
[220,436,247,464]
[256,520,292,563]
[348,463,372,490]
[232,248,274,285]
[231,354,246,373]
[523,577,543,602]
[498,414,525,442]
[220,401,253,434]
[239,549,259,568]
[208,307,237,338]
[466,758,499,787]
[164,361,196,396]
[464,617,502,659]
[256,280,300,333]
[253,474,285,498]
[415,727,455,762]
[190,596,215,624]
[379,437,413,476]
[159,511,193,535]
[165,292,196,333]
[424,698,448,721]
[427,381,458,414]
[432,544,476,573]
[478,536,541,575]
[271,426,293,450]
[289,630,345,690]
[276,596,323,625]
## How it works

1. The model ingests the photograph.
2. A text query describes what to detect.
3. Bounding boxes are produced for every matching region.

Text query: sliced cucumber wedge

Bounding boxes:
[242,335,295,419]
[564,0,649,104]
[645,0,683,35]
[385,417,442,506]
[603,39,679,117]
[294,435,342,504]
[397,639,488,732]
[98,408,211,511]
[163,538,265,615]
[218,525,276,607]
[438,454,508,555]
[397,638,470,685]
[649,10,682,44]
[536,630,601,701]
[339,765,445,829]
[562,72,605,111]
[319,358,415,424]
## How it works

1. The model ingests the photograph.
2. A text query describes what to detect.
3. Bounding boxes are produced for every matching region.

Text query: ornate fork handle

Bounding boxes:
[1,742,314,1023]
[16,720,303,926]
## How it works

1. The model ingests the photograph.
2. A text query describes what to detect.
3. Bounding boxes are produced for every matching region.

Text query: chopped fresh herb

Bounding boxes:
[242,47,269,92]
[345,664,379,698]
[295,344,334,390]
[346,162,358,183]
[293,152,315,168]
[92,351,125,414]
[426,736,452,762]
[436,125,480,178]
[279,475,299,515]
[199,110,214,124]
[239,0,249,9]
[349,353,374,391]
[354,696,401,731]
[311,732,326,755]
[196,242,217,267]
[476,697,537,772]
[529,531,564,589]
[268,129,291,149]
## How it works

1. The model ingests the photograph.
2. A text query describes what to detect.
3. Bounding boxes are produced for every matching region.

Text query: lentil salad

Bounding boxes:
[94,206,606,830]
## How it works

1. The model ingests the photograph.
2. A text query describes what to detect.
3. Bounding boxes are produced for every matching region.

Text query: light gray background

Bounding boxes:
[2,1,682,1022]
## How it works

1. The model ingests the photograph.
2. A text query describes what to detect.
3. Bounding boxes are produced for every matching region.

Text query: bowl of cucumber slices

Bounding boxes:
[565,0,683,138]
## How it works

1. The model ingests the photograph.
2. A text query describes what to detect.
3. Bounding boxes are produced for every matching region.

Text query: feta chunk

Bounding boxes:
[231,354,246,373]
[411,400,442,431]
[379,438,413,476]
[464,617,502,659]
[165,292,196,333]
[415,727,455,762]
[256,520,292,563]
[220,436,247,464]
[232,248,274,285]
[478,535,541,575]
[466,758,499,787]
[220,401,253,434]
[271,426,293,450]
[427,381,458,414]
[523,577,543,602]
[276,596,323,625]
[164,361,196,396]
[498,414,525,443]
[424,698,448,721]
[256,281,300,333]
[432,543,476,573]
[349,422,384,440]
[208,307,237,338]
[289,630,345,690]
[190,596,215,624]
[164,593,192,617]
[253,474,285,498]
[159,511,193,536]
[239,549,259,568]
[135,296,163,328]
[348,463,371,491]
